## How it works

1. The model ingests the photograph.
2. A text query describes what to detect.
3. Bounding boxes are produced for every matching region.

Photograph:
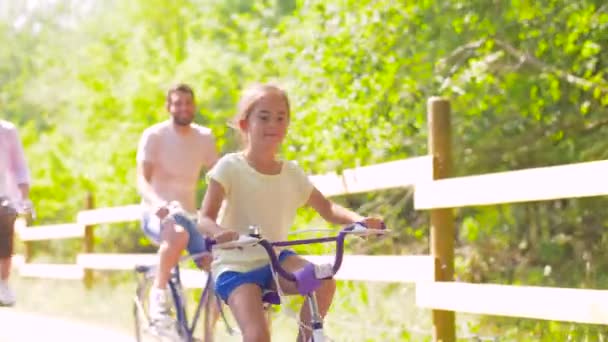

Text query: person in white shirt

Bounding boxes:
[0,119,33,306]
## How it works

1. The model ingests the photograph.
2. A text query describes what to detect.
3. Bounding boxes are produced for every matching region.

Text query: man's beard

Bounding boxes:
[172,116,192,126]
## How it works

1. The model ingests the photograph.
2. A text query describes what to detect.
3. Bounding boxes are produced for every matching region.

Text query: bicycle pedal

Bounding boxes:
[146,324,182,341]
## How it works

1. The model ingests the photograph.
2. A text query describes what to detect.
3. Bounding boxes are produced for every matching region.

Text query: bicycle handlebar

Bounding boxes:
[0,198,35,221]
[206,222,387,282]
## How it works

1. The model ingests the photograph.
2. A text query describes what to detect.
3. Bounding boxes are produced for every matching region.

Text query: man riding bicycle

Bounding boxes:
[136,83,219,336]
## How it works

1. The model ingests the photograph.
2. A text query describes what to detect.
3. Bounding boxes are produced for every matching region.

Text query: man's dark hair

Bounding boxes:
[166,83,195,104]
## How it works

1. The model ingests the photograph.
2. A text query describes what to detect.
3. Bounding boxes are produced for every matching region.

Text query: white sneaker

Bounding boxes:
[0,281,16,306]
[148,287,180,339]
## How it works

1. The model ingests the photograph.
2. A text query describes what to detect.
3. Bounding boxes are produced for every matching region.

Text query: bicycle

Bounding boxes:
[133,222,386,342]
[133,249,238,342]
[209,222,388,342]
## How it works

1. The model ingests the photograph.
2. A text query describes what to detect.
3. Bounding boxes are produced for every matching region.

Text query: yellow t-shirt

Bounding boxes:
[206,152,314,278]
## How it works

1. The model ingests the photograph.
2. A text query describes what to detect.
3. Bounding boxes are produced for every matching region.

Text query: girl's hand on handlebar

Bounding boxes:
[213,229,240,244]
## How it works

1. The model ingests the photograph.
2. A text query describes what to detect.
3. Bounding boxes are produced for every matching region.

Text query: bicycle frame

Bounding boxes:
[164,265,208,340]
[134,254,232,342]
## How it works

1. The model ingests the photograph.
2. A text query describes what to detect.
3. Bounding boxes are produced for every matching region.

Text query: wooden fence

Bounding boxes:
[13,98,608,341]
[14,155,435,288]
[414,158,608,328]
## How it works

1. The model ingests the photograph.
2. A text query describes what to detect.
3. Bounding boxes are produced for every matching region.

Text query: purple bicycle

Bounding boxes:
[209,222,388,342]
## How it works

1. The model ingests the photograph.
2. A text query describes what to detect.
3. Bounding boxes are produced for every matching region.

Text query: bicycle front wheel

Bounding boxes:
[133,267,187,342]
[133,268,154,342]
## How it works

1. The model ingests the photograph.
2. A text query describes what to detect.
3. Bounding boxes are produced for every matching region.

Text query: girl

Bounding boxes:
[198,83,383,342]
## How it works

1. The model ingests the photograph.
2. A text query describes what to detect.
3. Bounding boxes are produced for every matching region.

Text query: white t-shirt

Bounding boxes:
[136,121,218,213]
[0,120,30,201]
[206,152,314,277]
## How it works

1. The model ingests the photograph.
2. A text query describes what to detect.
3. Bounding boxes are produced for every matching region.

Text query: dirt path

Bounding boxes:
[0,308,134,342]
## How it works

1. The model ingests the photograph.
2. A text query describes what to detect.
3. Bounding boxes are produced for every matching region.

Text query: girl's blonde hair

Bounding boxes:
[229,83,291,144]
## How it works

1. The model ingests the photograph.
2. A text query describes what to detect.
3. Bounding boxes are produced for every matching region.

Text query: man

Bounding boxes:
[0,119,33,306]
[136,83,219,335]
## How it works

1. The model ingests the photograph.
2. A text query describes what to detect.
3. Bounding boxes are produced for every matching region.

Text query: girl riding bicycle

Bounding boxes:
[198,82,383,342]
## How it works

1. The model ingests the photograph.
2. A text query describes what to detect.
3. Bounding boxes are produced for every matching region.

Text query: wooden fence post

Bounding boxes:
[428,97,456,342]
[84,192,95,289]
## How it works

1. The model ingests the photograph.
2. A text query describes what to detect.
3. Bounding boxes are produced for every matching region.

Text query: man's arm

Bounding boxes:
[17,184,29,201]
[136,129,167,217]
[8,126,30,201]
[136,161,166,212]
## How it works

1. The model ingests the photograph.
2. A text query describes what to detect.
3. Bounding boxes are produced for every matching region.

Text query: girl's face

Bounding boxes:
[240,91,290,151]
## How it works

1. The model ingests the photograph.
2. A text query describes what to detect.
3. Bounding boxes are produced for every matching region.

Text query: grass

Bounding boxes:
[10,275,135,334]
[10,272,435,341]
[14,271,600,341]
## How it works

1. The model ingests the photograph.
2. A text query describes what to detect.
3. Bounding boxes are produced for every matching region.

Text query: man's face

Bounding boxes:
[167,91,195,126]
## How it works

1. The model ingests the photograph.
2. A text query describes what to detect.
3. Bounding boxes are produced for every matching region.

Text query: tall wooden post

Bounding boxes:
[23,240,33,263]
[84,192,95,289]
[428,97,455,342]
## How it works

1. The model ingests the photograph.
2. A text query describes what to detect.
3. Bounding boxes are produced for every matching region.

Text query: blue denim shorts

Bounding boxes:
[215,249,296,302]
[141,211,208,255]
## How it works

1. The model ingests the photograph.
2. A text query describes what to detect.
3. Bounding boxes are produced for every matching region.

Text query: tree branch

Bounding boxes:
[493,38,608,96]
[439,38,608,97]
[436,39,487,74]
